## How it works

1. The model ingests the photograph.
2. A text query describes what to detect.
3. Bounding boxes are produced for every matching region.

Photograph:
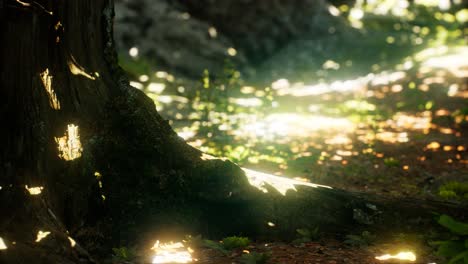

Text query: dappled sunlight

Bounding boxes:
[55,124,83,161]
[274,70,406,96]
[147,82,166,93]
[243,168,332,195]
[197,152,332,194]
[68,55,97,80]
[227,47,237,57]
[325,134,353,145]
[15,0,52,15]
[25,185,43,195]
[422,47,468,78]
[426,141,441,150]
[151,241,194,264]
[376,132,409,143]
[375,251,416,262]
[0,237,7,250]
[68,236,76,247]
[129,47,138,57]
[119,0,468,224]
[40,68,61,110]
[177,129,196,141]
[390,112,432,131]
[229,97,263,107]
[234,114,354,141]
[35,231,51,243]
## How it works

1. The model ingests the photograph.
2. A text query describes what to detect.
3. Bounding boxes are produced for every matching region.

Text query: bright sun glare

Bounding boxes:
[375,251,417,261]
[151,241,193,264]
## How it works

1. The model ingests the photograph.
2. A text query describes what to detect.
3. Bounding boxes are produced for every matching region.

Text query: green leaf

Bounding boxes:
[439,215,468,235]
[448,250,468,264]
[240,251,270,264]
[296,228,311,238]
[437,241,465,257]
[221,236,250,250]
[202,239,229,254]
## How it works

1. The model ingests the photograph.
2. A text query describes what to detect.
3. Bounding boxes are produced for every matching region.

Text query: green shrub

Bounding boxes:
[344,231,375,247]
[222,236,251,250]
[432,215,468,263]
[203,239,229,254]
[383,157,400,167]
[439,182,468,200]
[293,227,319,244]
[111,246,135,262]
[188,235,250,254]
[240,251,270,264]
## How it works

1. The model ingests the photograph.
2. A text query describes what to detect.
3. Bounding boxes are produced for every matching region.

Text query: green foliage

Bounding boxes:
[118,53,153,77]
[240,251,270,264]
[222,145,250,163]
[186,235,250,254]
[184,234,204,248]
[184,235,229,254]
[439,182,468,201]
[439,215,468,236]
[344,231,375,247]
[383,157,400,167]
[221,236,251,250]
[202,239,229,254]
[293,227,319,244]
[433,215,468,264]
[111,246,135,262]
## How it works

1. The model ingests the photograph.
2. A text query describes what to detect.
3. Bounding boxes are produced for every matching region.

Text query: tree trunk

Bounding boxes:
[0,1,465,263]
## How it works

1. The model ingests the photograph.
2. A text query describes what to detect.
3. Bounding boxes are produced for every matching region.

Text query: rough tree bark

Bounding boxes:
[0,1,464,263]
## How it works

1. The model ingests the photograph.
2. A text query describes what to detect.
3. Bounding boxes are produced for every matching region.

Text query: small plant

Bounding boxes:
[221,236,251,250]
[202,239,229,254]
[184,234,204,248]
[187,235,250,254]
[344,231,375,247]
[432,214,468,264]
[240,251,270,264]
[439,181,468,201]
[383,157,400,167]
[293,227,319,245]
[111,246,135,262]
[184,235,229,254]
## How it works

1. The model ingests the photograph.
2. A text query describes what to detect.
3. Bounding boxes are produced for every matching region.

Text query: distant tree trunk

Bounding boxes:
[0,1,465,263]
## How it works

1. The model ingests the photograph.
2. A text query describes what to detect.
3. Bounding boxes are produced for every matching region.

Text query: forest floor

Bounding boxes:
[195,239,424,264]
[119,5,468,262]
[127,45,467,263]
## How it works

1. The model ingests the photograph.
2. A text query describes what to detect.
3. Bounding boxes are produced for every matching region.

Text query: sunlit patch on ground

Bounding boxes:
[422,47,468,78]
[234,114,355,141]
[151,241,194,263]
[273,71,406,96]
[375,251,416,262]
[55,124,83,161]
